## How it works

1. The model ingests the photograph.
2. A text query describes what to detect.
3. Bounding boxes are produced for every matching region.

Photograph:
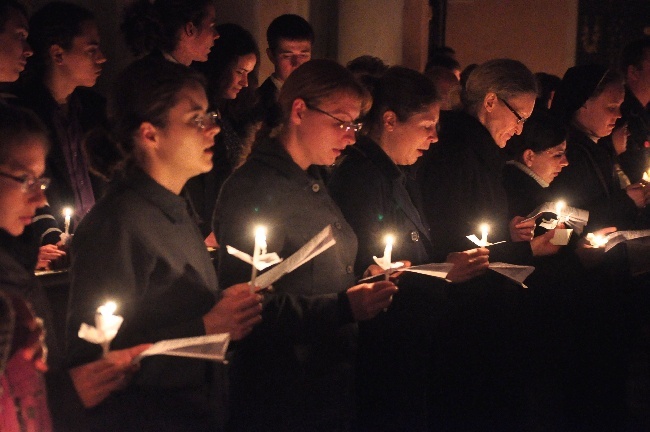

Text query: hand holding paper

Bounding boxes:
[203,283,262,340]
[346,281,399,321]
[445,248,490,283]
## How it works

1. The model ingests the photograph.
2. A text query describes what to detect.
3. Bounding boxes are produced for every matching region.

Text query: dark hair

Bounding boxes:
[121,0,212,57]
[193,23,259,106]
[620,37,650,71]
[463,59,537,112]
[266,14,314,53]
[550,65,625,125]
[459,63,478,89]
[534,72,561,107]
[365,66,438,131]
[425,54,461,74]
[0,0,27,33]
[277,59,370,125]
[86,59,205,179]
[505,108,566,159]
[26,2,94,80]
[346,55,389,96]
[0,103,49,164]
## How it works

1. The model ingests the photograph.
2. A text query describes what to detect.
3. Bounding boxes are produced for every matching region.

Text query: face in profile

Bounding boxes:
[484,92,536,148]
[187,4,219,63]
[155,84,220,180]
[222,53,257,100]
[574,83,625,139]
[293,92,361,168]
[384,103,440,165]
[524,142,569,184]
[0,138,47,236]
[0,7,32,83]
[269,38,311,82]
[55,20,106,88]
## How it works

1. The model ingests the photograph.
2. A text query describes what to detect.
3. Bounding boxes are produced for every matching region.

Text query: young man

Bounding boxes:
[618,38,650,183]
[0,0,32,90]
[257,13,314,128]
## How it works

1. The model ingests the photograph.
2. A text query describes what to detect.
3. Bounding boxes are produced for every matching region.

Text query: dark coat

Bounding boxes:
[16,82,107,226]
[67,168,221,432]
[547,124,641,231]
[257,76,282,129]
[214,139,359,431]
[617,87,650,183]
[416,110,532,264]
[329,137,432,276]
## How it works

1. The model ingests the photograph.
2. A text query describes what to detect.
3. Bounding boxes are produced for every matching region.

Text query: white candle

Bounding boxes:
[250,226,267,287]
[643,170,650,183]
[95,301,123,355]
[555,200,566,224]
[480,224,489,247]
[586,233,608,248]
[63,207,73,235]
[383,235,394,280]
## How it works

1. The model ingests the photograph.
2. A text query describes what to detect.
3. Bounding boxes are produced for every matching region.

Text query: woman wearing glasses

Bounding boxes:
[214,59,398,431]
[65,60,262,432]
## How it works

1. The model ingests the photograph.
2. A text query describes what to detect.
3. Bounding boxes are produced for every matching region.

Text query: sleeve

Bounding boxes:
[329,160,391,277]
[31,206,62,245]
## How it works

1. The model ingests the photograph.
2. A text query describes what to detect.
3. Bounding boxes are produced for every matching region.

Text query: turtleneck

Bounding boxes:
[506,160,550,188]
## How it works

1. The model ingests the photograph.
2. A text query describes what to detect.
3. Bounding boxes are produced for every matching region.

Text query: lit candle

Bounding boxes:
[480,224,489,247]
[63,207,73,235]
[555,200,566,224]
[586,233,608,248]
[383,235,394,280]
[250,226,267,287]
[95,301,123,355]
[643,170,650,183]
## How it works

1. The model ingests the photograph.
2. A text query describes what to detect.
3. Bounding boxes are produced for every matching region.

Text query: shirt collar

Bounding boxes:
[506,160,550,188]
[123,168,192,223]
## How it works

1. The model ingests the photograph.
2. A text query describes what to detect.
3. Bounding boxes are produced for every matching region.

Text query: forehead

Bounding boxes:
[202,4,216,22]
[1,7,28,34]
[172,84,208,111]
[234,53,256,69]
[73,20,100,42]
[276,39,311,53]
[594,83,625,102]
[318,92,362,116]
[1,136,48,170]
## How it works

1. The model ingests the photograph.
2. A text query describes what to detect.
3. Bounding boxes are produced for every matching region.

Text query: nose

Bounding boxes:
[429,126,438,143]
[213,28,220,40]
[205,123,220,139]
[96,48,107,64]
[23,41,33,58]
[290,56,299,67]
[240,74,248,88]
[560,154,569,167]
[514,122,524,135]
[29,189,47,209]
[342,129,356,146]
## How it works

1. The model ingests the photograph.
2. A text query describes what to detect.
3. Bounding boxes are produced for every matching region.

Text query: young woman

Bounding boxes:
[188,23,261,237]
[66,60,262,432]
[214,59,398,431]
[549,64,650,231]
[328,66,490,430]
[121,0,218,66]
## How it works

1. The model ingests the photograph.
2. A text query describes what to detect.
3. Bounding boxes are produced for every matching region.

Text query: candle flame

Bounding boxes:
[384,235,394,247]
[97,301,117,316]
[63,207,73,217]
[555,200,565,214]
[254,226,267,239]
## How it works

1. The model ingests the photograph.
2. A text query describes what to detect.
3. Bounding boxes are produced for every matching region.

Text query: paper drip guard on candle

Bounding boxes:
[466,224,506,247]
[372,235,405,279]
[78,301,124,355]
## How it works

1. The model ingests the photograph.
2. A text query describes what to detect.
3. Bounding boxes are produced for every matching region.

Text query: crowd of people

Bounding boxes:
[1,0,649,431]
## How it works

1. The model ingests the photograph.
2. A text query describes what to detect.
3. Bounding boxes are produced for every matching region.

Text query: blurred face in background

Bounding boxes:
[222,53,256,99]
[382,103,440,165]
[269,38,311,82]
[0,7,32,82]
[574,83,625,139]
[524,142,569,184]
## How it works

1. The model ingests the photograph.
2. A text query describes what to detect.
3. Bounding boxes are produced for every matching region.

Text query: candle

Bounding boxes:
[480,224,489,247]
[585,233,608,248]
[643,170,650,183]
[95,301,123,355]
[383,235,394,280]
[63,207,73,235]
[555,200,566,224]
[250,226,267,287]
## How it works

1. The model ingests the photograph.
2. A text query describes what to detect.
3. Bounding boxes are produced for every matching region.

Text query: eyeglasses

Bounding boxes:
[497,96,528,125]
[193,111,221,130]
[305,103,363,133]
[0,171,50,193]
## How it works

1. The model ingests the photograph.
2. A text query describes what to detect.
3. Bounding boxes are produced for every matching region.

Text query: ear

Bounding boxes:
[484,92,498,113]
[184,22,195,38]
[49,44,65,65]
[522,149,535,167]
[289,98,307,126]
[266,47,277,65]
[136,122,159,153]
[382,110,397,131]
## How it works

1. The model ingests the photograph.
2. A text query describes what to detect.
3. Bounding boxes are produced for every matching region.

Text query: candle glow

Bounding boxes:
[95,301,123,355]
[250,226,267,287]
[480,224,489,247]
[555,200,566,224]
[63,207,73,235]
[383,235,394,280]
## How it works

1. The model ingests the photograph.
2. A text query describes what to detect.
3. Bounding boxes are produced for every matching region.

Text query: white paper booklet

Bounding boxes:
[133,333,230,364]
[524,202,589,234]
[602,229,650,252]
[488,262,535,288]
[252,225,336,289]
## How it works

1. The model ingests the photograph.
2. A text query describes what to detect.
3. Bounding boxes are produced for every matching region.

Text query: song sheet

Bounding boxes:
[133,333,230,364]
[524,202,589,234]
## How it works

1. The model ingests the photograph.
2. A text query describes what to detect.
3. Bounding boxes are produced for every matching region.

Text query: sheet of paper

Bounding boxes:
[253,225,336,289]
[523,202,589,234]
[488,262,535,288]
[226,245,283,271]
[402,263,454,280]
[133,333,230,364]
[603,229,650,252]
